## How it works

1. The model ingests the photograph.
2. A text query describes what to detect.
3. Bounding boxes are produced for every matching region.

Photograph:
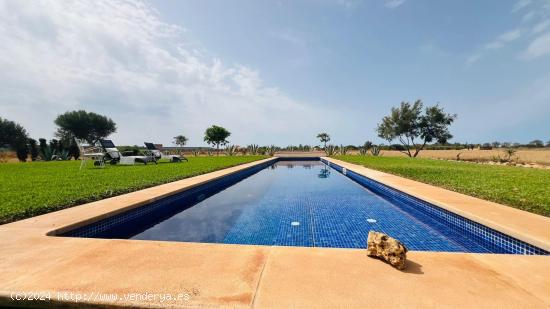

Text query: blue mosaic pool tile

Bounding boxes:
[62,159,274,239]
[321,158,548,255]
[60,158,548,255]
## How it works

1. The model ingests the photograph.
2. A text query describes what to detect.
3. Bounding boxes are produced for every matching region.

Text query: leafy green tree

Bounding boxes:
[317,132,330,149]
[377,100,456,157]
[173,135,188,147]
[54,110,117,145]
[204,125,231,155]
[0,117,29,162]
[528,139,544,148]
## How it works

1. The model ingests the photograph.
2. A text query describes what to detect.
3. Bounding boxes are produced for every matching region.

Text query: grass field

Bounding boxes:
[336,155,550,217]
[0,156,266,224]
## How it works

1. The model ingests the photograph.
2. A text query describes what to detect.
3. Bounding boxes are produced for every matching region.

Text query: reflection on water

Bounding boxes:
[318,166,331,179]
[123,160,326,243]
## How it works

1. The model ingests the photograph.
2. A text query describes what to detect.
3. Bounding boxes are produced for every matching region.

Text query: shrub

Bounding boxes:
[267,145,277,156]
[37,138,74,161]
[339,144,349,155]
[28,138,39,161]
[480,143,493,150]
[225,145,238,156]
[38,138,55,161]
[0,117,29,162]
[389,144,405,151]
[370,145,381,156]
[504,148,517,162]
[247,144,259,155]
[257,146,268,155]
[325,145,337,156]
[16,146,29,162]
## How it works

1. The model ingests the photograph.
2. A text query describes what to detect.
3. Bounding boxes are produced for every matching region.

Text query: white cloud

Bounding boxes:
[512,0,531,13]
[270,29,307,48]
[335,0,363,9]
[466,29,521,65]
[521,10,536,22]
[484,29,522,50]
[521,1,550,59]
[532,20,550,34]
[384,0,406,9]
[0,0,330,146]
[465,53,482,66]
[524,31,550,58]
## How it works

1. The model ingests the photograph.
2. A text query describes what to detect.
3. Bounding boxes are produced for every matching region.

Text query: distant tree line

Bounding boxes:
[314,99,549,157]
[0,110,116,162]
[2,101,549,162]
[0,112,239,162]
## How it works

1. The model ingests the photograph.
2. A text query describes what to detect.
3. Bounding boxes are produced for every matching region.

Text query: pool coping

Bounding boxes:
[1,156,549,308]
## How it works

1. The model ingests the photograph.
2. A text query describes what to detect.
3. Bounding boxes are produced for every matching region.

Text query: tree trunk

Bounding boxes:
[413,140,428,157]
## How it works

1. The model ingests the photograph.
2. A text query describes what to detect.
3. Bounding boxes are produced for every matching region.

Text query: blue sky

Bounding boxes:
[1,0,549,146]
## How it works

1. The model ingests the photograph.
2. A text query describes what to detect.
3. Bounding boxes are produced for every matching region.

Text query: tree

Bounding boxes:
[376,100,456,157]
[204,125,231,155]
[547,140,550,147]
[0,117,29,162]
[54,110,117,145]
[528,139,544,148]
[173,135,188,147]
[317,133,330,149]
[363,141,373,150]
[28,138,39,161]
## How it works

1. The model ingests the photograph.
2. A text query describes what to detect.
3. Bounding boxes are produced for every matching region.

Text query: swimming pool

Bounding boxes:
[62,158,548,254]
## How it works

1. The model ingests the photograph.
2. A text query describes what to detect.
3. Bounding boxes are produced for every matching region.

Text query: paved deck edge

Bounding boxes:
[324,157,550,251]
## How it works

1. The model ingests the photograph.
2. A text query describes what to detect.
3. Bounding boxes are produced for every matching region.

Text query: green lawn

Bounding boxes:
[0,156,267,224]
[336,155,550,217]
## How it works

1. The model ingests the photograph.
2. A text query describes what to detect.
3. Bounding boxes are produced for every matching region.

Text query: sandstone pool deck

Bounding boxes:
[1,156,549,308]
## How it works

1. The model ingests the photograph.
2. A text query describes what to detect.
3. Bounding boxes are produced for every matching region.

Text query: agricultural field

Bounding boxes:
[378,149,550,166]
[337,155,550,217]
[0,156,266,224]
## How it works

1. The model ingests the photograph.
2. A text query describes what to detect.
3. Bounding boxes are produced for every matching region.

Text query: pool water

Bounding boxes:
[70,159,547,254]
